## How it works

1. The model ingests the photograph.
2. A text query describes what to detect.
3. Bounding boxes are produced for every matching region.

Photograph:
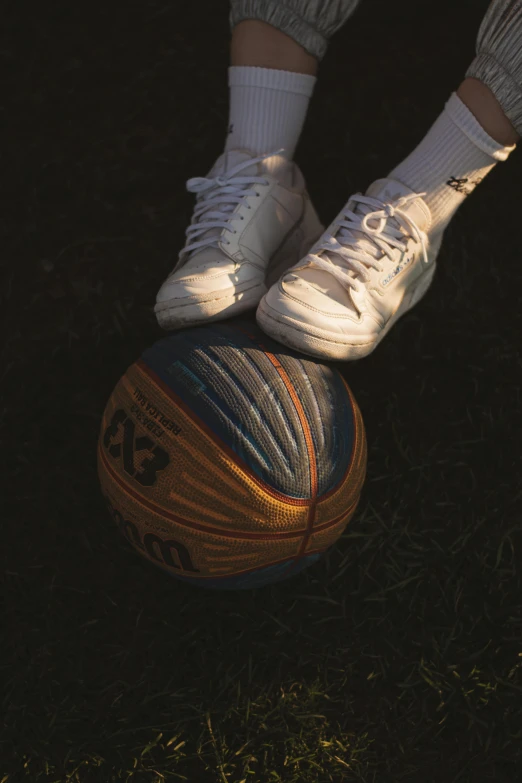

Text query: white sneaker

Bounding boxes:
[155,148,324,330]
[256,178,444,360]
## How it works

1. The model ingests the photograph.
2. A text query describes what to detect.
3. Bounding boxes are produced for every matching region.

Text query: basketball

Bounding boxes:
[97,322,367,589]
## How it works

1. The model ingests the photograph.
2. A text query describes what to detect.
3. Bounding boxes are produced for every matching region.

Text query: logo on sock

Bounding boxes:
[447,176,483,195]
[227,123,234,135]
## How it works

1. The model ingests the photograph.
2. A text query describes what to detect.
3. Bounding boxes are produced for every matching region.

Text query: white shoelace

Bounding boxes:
[306,192,429,290]
[180,149,282,262]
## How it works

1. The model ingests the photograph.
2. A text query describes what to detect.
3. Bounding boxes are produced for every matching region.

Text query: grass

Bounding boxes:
[2,0,522,780]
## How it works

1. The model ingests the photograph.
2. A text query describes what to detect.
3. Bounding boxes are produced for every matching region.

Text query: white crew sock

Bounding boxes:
[389,92,516,233]
[225,66,316,160]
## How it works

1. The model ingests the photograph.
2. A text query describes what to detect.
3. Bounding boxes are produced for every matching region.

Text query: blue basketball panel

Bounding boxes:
[141,322,355,499]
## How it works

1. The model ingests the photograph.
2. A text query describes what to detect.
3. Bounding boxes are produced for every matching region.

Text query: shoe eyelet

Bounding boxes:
[255,192,260,197]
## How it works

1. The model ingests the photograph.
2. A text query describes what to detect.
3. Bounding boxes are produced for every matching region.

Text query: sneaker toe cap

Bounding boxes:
[264,275,381,339]
[155,263,251,307]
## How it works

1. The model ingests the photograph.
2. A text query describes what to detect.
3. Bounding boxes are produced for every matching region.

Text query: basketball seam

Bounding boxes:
[99,441,357,540]
[234,328,319,564]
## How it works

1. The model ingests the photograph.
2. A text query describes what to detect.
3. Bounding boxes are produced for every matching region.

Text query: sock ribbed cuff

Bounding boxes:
[228,65,316,97]
[445,92,516,161]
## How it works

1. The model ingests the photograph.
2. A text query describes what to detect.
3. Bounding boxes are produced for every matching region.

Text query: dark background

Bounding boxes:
[2,0,522,780]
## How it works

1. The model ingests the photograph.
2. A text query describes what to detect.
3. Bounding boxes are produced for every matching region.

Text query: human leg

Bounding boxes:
[155,0,362,330]
[257,0,521,360]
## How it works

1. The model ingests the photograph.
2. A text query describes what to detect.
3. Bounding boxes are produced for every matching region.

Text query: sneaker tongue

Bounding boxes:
[183,150,293,268]
[364,178,431,232]
[182,150,260,269]
[304,177,431,314]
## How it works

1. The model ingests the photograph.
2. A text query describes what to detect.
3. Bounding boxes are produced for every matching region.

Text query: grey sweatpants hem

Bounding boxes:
[229,0,361,61]
[465,0,522,136]
[229,0,522,135]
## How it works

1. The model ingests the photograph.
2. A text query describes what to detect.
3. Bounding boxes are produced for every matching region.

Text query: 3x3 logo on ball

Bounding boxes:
[103,408,170,486]
[102,407,199,573]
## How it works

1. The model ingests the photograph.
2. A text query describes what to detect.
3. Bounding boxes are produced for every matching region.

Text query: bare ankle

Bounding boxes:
[457,77,519,146]
[230,20,318,75]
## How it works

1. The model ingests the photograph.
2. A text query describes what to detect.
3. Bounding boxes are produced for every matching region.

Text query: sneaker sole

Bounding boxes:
[155,281,267,330]
[257,264,437,361]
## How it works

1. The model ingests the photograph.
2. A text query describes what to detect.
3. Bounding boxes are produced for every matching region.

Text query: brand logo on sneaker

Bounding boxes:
[447,176,483,195]
[381,253,414,287]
